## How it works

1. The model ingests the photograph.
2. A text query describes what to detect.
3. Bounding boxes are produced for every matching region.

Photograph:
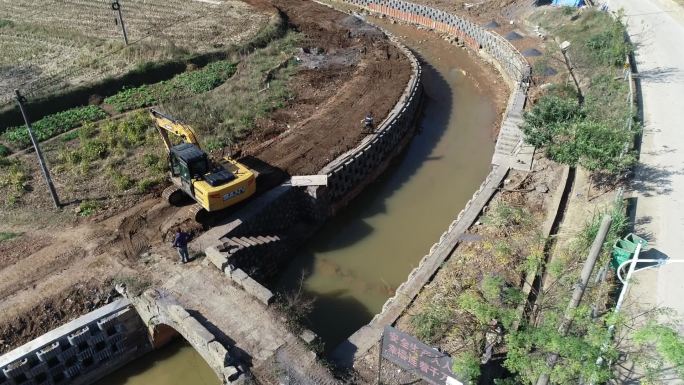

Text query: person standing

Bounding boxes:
[172,229,190,263]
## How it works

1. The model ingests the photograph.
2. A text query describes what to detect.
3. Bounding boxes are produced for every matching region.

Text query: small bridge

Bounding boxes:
[121,262,339,385]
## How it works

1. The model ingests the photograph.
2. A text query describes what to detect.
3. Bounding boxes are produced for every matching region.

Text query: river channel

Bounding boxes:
[96,16,498,385]
[275,20,497,350]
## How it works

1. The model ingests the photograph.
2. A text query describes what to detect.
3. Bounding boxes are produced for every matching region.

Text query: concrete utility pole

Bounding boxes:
[112,1,129,45]
[535,215,612,385]
[14,90,61,208]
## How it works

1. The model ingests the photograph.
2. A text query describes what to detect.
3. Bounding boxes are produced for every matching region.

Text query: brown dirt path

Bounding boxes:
[244,0,412,174]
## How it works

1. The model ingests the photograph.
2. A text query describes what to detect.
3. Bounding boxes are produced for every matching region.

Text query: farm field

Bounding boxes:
[0,0,269,105]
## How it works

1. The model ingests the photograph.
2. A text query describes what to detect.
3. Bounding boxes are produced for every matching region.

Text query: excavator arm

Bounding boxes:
[149,108,201,152]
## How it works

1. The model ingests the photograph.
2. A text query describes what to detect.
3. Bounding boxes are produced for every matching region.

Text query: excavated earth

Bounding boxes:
[0,0,411,354]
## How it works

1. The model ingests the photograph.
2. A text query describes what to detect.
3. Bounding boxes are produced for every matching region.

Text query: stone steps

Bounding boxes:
[222,235,281,253]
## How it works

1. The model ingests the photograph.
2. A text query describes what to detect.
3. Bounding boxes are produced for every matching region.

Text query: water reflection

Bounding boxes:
[94,339,220,385]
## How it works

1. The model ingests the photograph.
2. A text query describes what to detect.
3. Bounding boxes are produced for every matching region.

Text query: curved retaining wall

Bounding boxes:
[331,0,535,365]
[194,23,424,294]
[319,31,423,204]
[0,299,151,385]
[346,0,533,167]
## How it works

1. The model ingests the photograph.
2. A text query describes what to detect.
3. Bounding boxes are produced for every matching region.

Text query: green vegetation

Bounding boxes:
[0,144,10,157]
[522,95,638,174]
[0,158,30,206]
[526,8,636,177]
[3,106,107,149]
[104,60,237,112]
[165,32,300,149]
[0,232,20,242]
[77,200,101,217]
[52,111,167,198]
[633,321,684,382]
[451,352,481,384]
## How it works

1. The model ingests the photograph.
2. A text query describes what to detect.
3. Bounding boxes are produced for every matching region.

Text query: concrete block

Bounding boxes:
[181,317,215,348]
[168,305,190,324]
[299,329,317,345]
[222,365,240,382]
[231,269,248,285]
[205,246,229,271]
[207,341,228,366]
[241,277,274,306]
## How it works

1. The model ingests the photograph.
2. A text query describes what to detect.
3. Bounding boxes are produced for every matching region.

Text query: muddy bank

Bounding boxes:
[243,2,412,175]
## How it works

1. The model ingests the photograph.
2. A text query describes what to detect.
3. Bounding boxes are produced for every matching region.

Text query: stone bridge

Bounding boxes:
[119,262,340,385]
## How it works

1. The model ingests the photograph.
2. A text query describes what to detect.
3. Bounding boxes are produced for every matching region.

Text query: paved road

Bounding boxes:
[604,0,684,382]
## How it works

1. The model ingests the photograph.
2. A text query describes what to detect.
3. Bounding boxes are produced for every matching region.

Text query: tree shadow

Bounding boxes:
[630,163,682,197]
[637,66,683,84]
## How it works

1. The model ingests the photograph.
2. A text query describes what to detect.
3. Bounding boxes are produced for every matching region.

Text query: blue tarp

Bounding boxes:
[552,0,584,6]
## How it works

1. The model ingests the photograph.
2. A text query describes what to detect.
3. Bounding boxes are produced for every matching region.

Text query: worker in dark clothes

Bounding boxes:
[362,112,374,133]
[172,230,190,263]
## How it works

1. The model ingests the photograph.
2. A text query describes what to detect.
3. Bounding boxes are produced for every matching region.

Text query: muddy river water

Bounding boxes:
[275,20,497,349]
[97,17,497,385]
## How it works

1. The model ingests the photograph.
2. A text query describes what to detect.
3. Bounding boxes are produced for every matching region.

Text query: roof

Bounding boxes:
[171,142,206,163]
[552,0,584,6]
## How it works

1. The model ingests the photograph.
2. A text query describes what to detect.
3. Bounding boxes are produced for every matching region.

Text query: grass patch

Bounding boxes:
[0,232,20,242]
[3,106,107,149]
[104,60,238,112]
[525,9,636,176]
[0,144,10,157]
[77,200,101,217]
[0,158,30,206]
[165,32,300,148]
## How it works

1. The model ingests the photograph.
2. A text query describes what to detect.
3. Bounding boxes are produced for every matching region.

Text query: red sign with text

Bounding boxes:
[381,326,463,385]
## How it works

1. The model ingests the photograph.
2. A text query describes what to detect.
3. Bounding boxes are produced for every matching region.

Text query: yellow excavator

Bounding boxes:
[150,109,256,221]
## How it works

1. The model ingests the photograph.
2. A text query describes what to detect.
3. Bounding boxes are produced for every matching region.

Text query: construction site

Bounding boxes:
[1,0,683,384]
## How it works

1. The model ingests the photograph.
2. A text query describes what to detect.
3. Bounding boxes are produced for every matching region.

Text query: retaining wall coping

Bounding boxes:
[0,298,131,368]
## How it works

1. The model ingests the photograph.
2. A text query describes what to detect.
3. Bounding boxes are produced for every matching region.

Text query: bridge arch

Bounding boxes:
[118,286,241,384]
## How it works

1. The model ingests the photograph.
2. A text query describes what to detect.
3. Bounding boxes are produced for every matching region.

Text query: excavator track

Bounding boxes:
[188,203,210,224]
[162,185,190,206]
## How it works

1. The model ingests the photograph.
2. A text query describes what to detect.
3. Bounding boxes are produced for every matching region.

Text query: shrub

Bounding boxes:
[3,106,107,148]
[522,95,636,174]
[137,177,161,193]
[411,300,453,343]
[111,171,134,191]
[0,159,30,205]
[0,232,20,242]
[81,140,108,161]
[451,352,481,385]
[0,144,10,157]
[78,200,100,217]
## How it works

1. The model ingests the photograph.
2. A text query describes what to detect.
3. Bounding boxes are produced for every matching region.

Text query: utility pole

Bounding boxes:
[14,90,61,208]
[535,215,612,385]
[112,1,129,45]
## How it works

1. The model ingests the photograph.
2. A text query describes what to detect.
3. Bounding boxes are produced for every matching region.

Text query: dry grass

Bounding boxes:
[0,0,269,104]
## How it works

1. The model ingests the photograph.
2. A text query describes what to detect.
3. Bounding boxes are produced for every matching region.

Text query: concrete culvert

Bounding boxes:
[523,48,543,57]
[505,31,523,40]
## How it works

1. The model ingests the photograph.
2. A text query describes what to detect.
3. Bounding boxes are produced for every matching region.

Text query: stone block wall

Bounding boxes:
[0,299,150,385]
[346,0,533,166]
[319,32,422,203]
